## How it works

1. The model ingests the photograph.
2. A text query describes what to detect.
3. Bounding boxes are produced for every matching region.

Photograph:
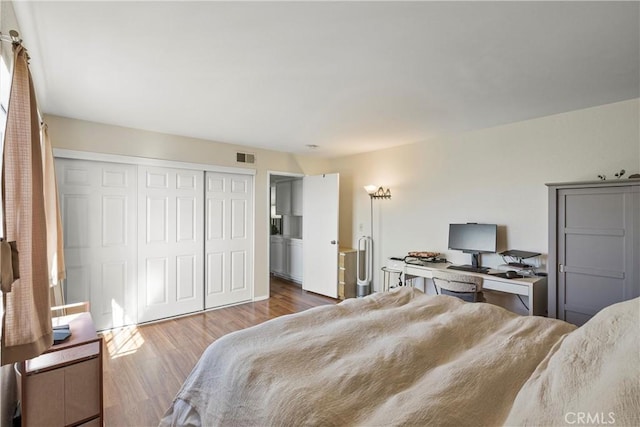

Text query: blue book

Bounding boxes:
[53,324,71,344]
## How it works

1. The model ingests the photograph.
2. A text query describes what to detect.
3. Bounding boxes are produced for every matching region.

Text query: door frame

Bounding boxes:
[266,171,304,298]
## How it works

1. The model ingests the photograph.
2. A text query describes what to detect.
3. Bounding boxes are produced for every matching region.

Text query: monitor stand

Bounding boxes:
[447,253,488,273]
[470,253,481,269]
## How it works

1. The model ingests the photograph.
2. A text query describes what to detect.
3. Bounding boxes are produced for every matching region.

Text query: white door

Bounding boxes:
[56,158,137,330]
[138,166,204,322]
[303,173,339,298]
[205,172,254,308]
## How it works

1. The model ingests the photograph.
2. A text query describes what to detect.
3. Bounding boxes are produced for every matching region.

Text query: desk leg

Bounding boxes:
[528,288,535,316]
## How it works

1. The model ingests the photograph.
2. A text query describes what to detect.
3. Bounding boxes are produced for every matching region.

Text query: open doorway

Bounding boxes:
[267,171,304,294]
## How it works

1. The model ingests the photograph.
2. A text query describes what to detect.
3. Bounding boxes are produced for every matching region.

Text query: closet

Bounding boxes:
[56,154,254,330]
[547,179,639,325]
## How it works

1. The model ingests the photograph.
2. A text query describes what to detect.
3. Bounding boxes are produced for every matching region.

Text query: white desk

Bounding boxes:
[399,261,547,316]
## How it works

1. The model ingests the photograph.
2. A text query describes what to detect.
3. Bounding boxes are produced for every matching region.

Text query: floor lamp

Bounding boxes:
[357,185,391,297]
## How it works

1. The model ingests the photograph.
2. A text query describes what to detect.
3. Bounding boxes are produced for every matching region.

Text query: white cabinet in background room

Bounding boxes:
[291,179,303,216]
[270,236,303,284]
[275,181,292,215]
[270,236,285,275]
[275,178,303,216]
[288,239,303,282]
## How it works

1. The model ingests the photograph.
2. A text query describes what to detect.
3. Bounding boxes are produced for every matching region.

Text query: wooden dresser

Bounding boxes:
[17,312,103,426]
[338,248,357,300]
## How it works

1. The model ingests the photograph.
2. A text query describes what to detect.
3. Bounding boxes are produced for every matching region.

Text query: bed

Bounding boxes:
[159,287,640,426]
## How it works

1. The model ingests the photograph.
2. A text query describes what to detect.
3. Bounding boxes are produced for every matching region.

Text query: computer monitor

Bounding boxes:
[448,223,497,269]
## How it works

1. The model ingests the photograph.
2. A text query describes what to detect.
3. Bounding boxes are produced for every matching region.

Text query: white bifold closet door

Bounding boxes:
[56,159,137,331]
[137,166,205,323]
[205,172,253,308]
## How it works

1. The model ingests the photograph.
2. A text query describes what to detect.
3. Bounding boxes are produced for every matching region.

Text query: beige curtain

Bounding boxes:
[41,123,66,307]
[0,44,52,365]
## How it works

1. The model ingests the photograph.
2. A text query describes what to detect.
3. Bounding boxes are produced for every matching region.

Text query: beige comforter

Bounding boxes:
[505,296,640,426]
[160,288,577,426]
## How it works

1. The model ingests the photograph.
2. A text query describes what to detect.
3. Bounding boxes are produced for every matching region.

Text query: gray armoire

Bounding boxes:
[547,179,640,325]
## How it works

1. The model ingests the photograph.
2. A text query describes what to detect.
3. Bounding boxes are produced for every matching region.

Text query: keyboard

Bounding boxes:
[447,265,489,274]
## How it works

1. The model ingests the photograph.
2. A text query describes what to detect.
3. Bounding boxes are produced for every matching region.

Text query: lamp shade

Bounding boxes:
[364,185,377,195]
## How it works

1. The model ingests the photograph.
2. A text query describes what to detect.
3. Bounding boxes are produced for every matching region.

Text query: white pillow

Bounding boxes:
[504,298,640,426]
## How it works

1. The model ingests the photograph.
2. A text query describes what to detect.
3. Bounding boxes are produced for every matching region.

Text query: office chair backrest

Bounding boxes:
[432,270,483,303]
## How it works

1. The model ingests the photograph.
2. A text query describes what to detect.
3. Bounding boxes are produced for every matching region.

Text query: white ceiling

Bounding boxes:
[11,1,640,158]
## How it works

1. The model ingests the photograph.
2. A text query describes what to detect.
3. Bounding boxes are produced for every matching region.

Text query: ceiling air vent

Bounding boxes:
[236,152,255,164]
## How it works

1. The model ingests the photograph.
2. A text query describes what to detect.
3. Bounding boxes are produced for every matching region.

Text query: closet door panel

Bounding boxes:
[56,158,137,331]
[207,252,225,295]
[138,166,204,323]
[205,172,253,308]
[177,255,197,300]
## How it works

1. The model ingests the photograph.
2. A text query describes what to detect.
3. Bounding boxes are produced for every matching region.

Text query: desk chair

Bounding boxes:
[432,270,484,303]
[381,267,419,291]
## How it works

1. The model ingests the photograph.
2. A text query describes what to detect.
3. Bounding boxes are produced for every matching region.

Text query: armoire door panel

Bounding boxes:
[565,273,623,310]
[205,172,253,308]
[564,234,624,272]
[564,192,624,229]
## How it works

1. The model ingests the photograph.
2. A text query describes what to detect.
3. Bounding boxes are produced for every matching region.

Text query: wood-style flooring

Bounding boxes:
[101,277,337,426]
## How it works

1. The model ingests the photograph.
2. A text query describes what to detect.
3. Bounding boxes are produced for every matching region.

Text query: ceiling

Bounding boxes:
[11,1,640,158]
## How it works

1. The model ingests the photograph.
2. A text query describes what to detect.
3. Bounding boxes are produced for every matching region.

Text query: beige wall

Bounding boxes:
[324,98,640,303]
[45,99,640,311]
[45,114,326,300]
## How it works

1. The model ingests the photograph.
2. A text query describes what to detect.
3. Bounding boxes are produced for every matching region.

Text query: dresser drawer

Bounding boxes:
[338,253,346,268]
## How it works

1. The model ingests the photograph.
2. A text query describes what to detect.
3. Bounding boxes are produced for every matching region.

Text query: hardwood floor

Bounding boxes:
[101,277,336,426]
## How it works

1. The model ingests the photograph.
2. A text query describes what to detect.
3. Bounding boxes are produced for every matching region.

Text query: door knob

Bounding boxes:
[330,240,337,245]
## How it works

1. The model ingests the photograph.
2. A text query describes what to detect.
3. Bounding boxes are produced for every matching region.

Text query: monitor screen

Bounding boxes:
[448,223,497,254]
